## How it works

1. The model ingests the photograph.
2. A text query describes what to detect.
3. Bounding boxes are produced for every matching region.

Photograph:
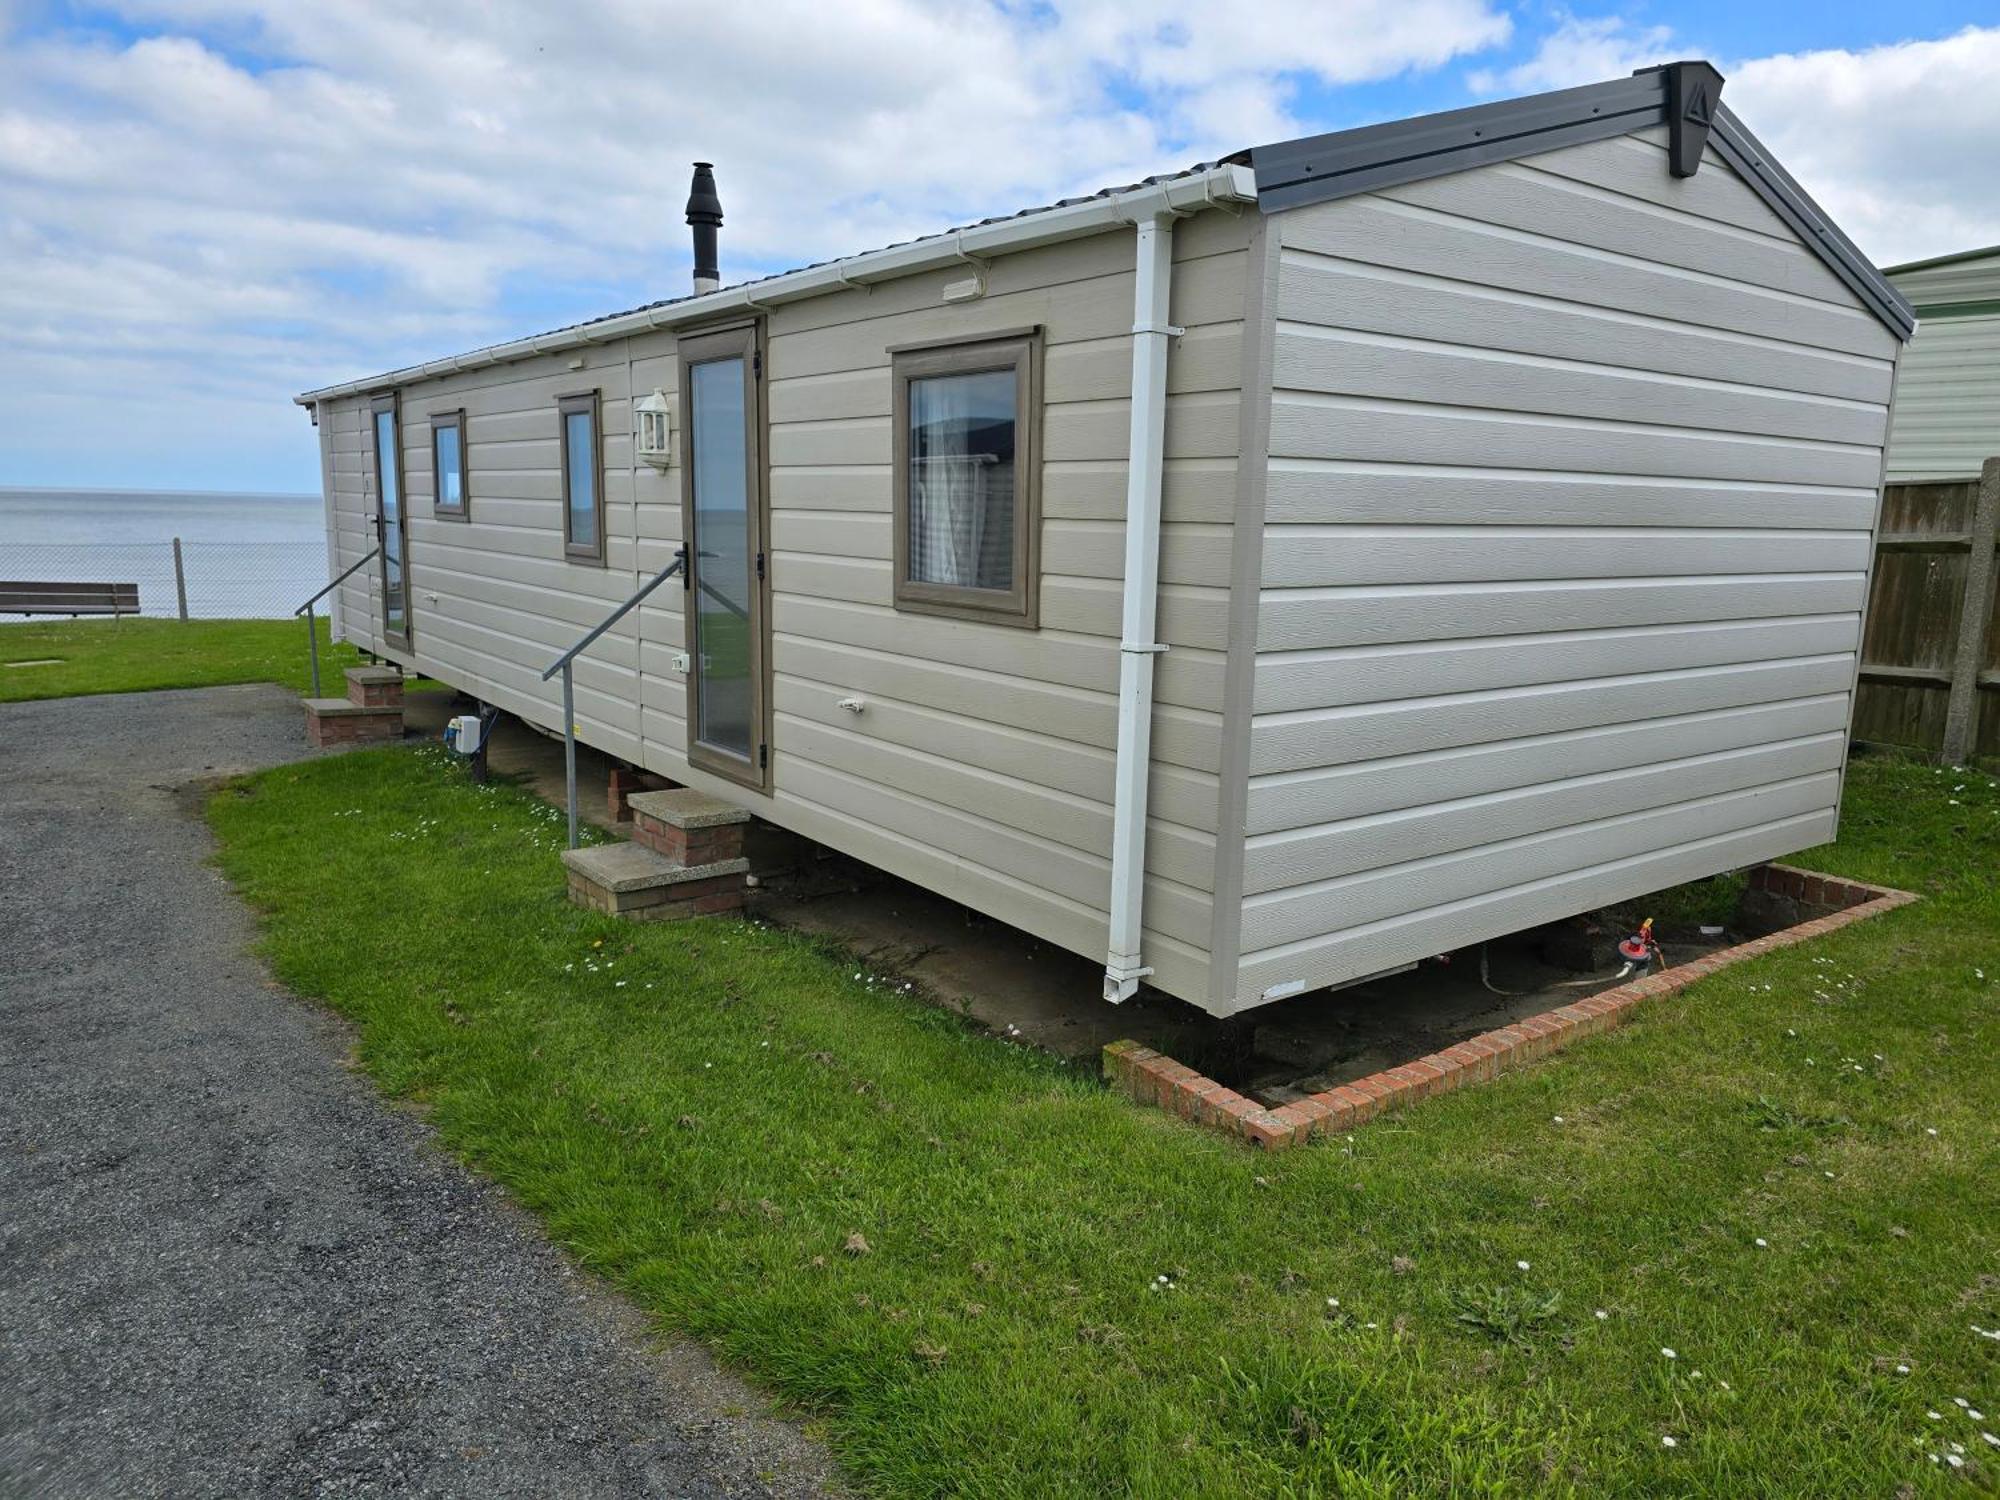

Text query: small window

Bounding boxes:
[559,391,603,562]
[891,332,1039,626]
[431,409,468,519]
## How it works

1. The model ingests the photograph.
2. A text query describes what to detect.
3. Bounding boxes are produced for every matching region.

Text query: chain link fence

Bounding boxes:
[0,540,330,620]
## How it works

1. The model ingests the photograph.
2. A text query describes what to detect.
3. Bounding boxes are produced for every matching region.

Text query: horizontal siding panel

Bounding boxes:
[1259,526,1869,588]
[1256,614,1860,713]
[771,593,1225,710]
[1273,324,1886,444]
[1243,732,1845,892]
[1046,520,1235,588]
[767,416,890,469]
[774,635,1224,772]
[1261,464,1880,530]
[773,710,1216,888]
[1274,253,1893,404]
[1280,196,1893,359]
[1246,694,1851,833]
[1041,575,1231,650]
[1269,393,1886,489]
[768,466,892,513]
[1258,573,1865,651]
[1240,772,1838,951]
[1044,323,1244,400]
[1249,653,1855,773]
[773,671,1220,833]
[1045,390,1240,463]
[1042,458,1241,525]
[776,758,1213,949]
[1532,129,1787,240]
[1233,811,1836,1005]
[1380,159,1849,307]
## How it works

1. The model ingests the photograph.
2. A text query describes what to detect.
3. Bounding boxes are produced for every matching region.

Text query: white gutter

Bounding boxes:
[1102,208,1182,1004]
[295,164,1257,405]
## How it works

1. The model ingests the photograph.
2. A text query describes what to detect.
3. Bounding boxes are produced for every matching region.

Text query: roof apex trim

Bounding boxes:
[1247,66,1912,342]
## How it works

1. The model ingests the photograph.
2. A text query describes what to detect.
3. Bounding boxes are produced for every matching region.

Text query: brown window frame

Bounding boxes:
[676,320,771,792]
[370,392,413,651]
[558,390,605,564]
[430,408,469,520]
[890,330,1040,628]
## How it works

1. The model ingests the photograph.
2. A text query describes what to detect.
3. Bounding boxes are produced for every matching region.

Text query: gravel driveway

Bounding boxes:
[0,685,836,1499]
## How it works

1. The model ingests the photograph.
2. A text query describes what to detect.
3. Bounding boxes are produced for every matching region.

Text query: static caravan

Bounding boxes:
[1882,244,2000,482]
[297,62,1913,1018]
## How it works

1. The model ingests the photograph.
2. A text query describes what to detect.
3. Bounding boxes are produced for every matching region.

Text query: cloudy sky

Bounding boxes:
[2,0,1997,493]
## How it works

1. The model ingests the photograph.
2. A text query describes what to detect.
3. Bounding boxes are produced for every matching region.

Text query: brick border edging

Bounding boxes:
[1103,864,1919,1151]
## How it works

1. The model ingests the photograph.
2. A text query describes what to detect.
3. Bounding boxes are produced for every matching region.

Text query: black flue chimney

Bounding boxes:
[686,162,722,294]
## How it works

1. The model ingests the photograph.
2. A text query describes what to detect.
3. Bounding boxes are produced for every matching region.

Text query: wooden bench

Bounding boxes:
[0,581,141,617]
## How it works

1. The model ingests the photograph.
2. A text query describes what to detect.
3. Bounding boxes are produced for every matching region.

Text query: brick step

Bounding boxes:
[344,665,405,709]
[627,788,750,866]
[304,697,403,748]
[562,840,748,921]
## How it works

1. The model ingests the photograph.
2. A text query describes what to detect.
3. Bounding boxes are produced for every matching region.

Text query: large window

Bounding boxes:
[559,391,603,562]
[431,409,468,520]
[891,331,1039,626]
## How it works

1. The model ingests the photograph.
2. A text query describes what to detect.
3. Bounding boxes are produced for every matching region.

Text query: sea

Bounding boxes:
[1,486,327,619]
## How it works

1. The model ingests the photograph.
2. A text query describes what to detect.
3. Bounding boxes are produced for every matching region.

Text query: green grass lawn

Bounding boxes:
[207,746,2000,1497]
[0,617,363,703]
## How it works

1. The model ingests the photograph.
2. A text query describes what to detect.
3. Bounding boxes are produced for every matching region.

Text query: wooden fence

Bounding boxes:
[1854,457,2000,763]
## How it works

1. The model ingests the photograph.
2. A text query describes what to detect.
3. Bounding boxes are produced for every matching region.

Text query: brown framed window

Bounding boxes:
[891,331,1040,626]
[431,408,468,519]
[559,390,604,563]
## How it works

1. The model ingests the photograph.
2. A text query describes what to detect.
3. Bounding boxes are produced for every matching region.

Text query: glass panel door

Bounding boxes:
[373,402,409,642]
[682,326,763,780]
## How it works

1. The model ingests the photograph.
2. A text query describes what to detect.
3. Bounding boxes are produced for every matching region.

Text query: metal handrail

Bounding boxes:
[294,547,379,697]
[541,551,686,848]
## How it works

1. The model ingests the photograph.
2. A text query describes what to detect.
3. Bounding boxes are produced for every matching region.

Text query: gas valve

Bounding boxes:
[1613,918,1663,978]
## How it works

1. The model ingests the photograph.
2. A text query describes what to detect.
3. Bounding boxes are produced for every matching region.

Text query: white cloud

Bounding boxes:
[0,0,1511,488]
[1732,27,2000,267]
[1468,11,1676,94]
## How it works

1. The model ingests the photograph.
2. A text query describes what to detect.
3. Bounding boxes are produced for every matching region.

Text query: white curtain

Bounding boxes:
[909,378,996,588]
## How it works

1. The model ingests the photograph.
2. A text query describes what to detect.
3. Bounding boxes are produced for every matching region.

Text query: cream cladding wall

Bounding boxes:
[318,208,1254,1004]
[1226,125,1901,1009]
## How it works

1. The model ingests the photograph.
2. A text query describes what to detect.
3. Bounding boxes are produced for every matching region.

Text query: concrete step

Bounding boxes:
[304,696,403,748]
[626,789,750,865]
[344,665,405,709]
[561,840,748,922]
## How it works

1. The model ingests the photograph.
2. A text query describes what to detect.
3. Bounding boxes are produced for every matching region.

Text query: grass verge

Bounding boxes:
[0,617,363,703]
[208,746,2000,1497]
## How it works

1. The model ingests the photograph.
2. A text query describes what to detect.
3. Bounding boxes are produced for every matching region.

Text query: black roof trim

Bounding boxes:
[1251,73,1665,212]
[1247,66,1913,343]
[1704,106,1913,340]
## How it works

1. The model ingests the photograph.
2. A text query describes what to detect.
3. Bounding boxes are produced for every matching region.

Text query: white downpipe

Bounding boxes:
[1103,212,1179,1003]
